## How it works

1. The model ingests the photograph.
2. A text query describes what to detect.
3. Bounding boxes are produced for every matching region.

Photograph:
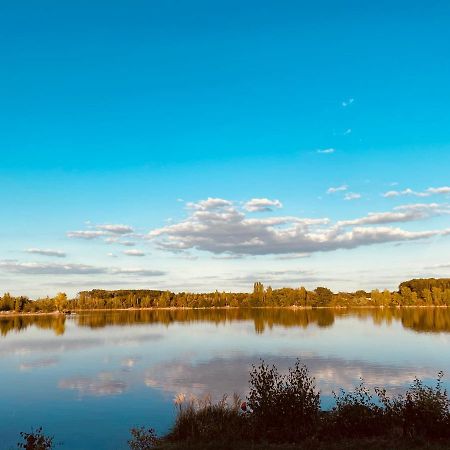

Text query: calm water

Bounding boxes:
[1,308,450,449]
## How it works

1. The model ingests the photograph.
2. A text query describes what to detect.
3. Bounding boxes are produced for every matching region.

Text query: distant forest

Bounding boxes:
[1,278,450,314]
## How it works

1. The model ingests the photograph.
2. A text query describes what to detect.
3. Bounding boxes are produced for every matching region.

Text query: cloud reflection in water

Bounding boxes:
[59,372,126,397]
[144,354,438,401]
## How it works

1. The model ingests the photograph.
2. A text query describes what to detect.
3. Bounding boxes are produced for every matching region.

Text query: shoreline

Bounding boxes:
[1,304,449,317]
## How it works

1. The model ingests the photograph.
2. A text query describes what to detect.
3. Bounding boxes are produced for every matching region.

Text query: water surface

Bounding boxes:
[1,308,450,449]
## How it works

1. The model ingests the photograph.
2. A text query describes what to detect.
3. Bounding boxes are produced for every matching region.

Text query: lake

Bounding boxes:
[1,307,450,449]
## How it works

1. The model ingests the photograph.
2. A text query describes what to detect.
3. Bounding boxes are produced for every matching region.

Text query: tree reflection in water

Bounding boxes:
[0,314,66,337]
[1,307,450,337]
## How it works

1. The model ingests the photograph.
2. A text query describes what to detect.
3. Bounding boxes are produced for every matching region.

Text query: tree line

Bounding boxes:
[1,278,450,313]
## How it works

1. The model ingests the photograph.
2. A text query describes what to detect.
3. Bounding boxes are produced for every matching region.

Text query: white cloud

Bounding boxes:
[111,268,164,276]
[119,241,136,247]
[95,224,134,234]
[123,249,145,257]
[337,203,450,227]
[317,148,335,154]
[327,185,348,194]
[0,261,108,275]
[342,98,354,107]
[276,253,311,260]
[68,224,134,240]
[244,198,283,212]
[104,237,135,246]
[427,187,450,195]
[212,254,245,260]
[26,248,66,258]
[344,192,362,201]
[147,198,450,256]
[67,230,108,240]
[186,198,233,211]
[104,237,119,244]
[382,186,450,198]
[0,261,164,276]
[423,263,450,270]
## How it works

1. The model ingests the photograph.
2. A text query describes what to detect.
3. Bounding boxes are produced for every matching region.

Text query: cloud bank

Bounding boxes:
[148,198,450,256]
[0,261,164,277]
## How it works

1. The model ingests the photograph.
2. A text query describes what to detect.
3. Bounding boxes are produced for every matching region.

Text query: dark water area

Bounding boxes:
[1,307,450,449]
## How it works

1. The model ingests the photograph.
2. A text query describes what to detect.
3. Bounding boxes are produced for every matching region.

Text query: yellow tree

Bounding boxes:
[54,292,67,312]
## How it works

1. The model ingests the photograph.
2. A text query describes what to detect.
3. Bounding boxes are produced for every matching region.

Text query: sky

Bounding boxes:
[1,0,450,297]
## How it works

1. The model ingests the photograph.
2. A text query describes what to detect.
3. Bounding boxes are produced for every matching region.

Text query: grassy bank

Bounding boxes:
[154,439,450,450]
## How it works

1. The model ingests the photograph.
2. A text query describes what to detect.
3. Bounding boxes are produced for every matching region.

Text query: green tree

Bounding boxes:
[251,282,265,306]
[314,287,333,306]
[298,287,307,307]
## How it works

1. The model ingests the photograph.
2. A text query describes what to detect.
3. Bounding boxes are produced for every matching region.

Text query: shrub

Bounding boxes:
[247,359,320,442]
[403,372,450,438]
[167,393,247,443]
[327,380,388,438]
[128,427,158,450]
[379,372,450,439]
[17,427,54,450]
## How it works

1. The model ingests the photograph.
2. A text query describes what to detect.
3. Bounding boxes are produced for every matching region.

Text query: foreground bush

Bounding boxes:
[379,371,450,439]
[17,427,54,450]
[247,360,320,441]
[323,375,449,439]
[327,380,389,438]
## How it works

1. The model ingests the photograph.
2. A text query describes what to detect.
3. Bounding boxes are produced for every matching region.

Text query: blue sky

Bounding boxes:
[1,0,450,297]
